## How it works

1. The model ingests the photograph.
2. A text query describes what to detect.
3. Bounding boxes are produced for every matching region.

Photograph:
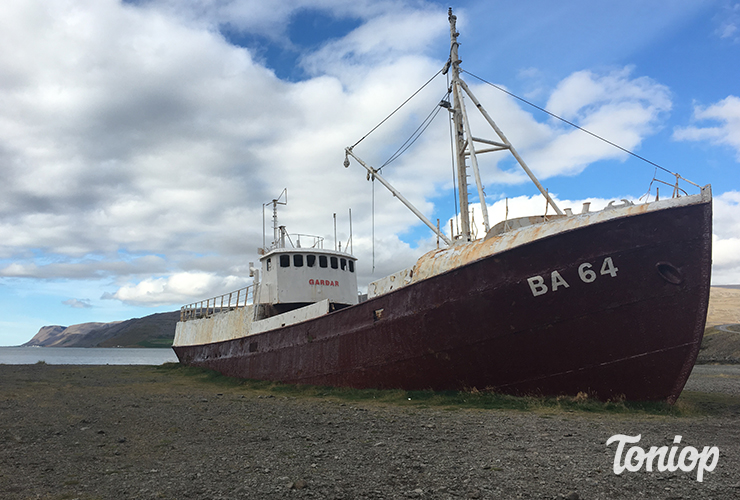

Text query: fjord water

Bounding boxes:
[0,346,178,365]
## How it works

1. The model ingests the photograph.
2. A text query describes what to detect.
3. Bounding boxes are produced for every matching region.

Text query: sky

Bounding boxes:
[1,0,739,346]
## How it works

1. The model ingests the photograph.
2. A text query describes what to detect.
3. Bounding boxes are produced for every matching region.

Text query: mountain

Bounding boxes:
[24,311,180,348]
[24,322,121,347]
[26,325,68,346]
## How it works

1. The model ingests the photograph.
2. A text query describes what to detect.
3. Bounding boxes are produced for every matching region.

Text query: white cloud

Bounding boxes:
[0,0,277,254]
[714,2,740,42]
[673,96,740,160]
[419,67,673,190]
[0,255,169,280]
[2,0,735,311]
[712,191,740,284]
[104,271,251,306]
[300,8,445,78]
[523,68,671,178]
[139,0,410,46]
[62,298,92,309]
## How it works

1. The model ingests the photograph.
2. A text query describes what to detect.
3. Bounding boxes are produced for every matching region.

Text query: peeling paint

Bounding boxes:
[370,190,711,296]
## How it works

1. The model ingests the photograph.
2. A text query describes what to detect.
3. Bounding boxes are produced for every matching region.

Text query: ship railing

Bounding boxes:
[180,285,254,322]
[289,233,325,249]
[259,232,326,254]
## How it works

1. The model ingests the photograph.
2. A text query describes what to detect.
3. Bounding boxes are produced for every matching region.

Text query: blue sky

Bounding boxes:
[1,0,739,346]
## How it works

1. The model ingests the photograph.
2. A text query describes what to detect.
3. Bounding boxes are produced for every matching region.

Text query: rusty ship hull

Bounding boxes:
[173,193,712,402]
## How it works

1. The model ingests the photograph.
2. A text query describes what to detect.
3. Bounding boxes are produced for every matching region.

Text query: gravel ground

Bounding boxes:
[1,364,739,500]
[684,364,740,396]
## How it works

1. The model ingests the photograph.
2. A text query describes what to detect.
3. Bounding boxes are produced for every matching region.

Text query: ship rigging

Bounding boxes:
[345,8,700,249]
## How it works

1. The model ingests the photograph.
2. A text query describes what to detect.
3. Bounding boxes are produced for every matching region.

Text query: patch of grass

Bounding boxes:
[153,363,735,417]
[156,363,246,388]
[136,337,173,348]
[674,390,740,417]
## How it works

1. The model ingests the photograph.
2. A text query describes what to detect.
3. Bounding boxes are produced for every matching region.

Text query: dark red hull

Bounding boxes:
[174,199,712,402]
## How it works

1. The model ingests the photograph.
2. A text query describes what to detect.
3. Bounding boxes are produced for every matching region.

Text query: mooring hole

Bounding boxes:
[656,262,683,285]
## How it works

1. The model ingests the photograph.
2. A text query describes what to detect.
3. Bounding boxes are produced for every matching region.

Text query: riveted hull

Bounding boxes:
[174,197,711,402]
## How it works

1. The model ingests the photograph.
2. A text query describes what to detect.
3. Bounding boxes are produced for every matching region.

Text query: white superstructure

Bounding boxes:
[255,247,358,311]
[174,190,358,347]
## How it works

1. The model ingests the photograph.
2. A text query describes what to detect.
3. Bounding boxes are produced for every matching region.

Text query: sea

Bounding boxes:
[0,346,178,365]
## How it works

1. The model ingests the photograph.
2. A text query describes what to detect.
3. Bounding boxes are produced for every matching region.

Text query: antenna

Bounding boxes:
[262,188,287,250]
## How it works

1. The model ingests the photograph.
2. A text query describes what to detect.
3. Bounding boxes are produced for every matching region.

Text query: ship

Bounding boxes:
[172,9,712,402]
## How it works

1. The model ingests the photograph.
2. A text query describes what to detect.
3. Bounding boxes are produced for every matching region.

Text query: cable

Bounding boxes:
[462,70,677,177]
[351,67,445,149]
[379,91,449,171]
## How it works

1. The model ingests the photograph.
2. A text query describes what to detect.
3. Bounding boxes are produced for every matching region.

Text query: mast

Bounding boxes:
[262,188,287,250]
[448,9,471,241]
[343,9,562,247]
[447,8,563,234]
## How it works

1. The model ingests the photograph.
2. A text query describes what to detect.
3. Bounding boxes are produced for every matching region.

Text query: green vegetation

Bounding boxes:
[678,390,740,416]
[157,363,740,417]
[95,312,179,348]
[136,337,174,348]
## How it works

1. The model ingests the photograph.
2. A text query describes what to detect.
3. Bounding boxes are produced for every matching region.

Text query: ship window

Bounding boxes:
[340,258,347,271]
[349,260,355,273]
[293,254,304,267]
[266,258,272,271]
[319,255,328,268]
[307,254,316,267]
[330,257,338,269]
[280,254,290,268]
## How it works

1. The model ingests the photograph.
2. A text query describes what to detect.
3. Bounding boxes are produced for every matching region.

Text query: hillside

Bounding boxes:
[706,286,740,326]
[24,311,180,348]
[96,312,181,348]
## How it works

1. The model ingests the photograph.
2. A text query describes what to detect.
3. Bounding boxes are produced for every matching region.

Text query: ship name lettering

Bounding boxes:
[309,279,339,287]
[526,257,618,297]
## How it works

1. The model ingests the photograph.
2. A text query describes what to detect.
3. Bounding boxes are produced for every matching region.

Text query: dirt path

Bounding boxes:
[716,324,740,334]
[1,364,738,499]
